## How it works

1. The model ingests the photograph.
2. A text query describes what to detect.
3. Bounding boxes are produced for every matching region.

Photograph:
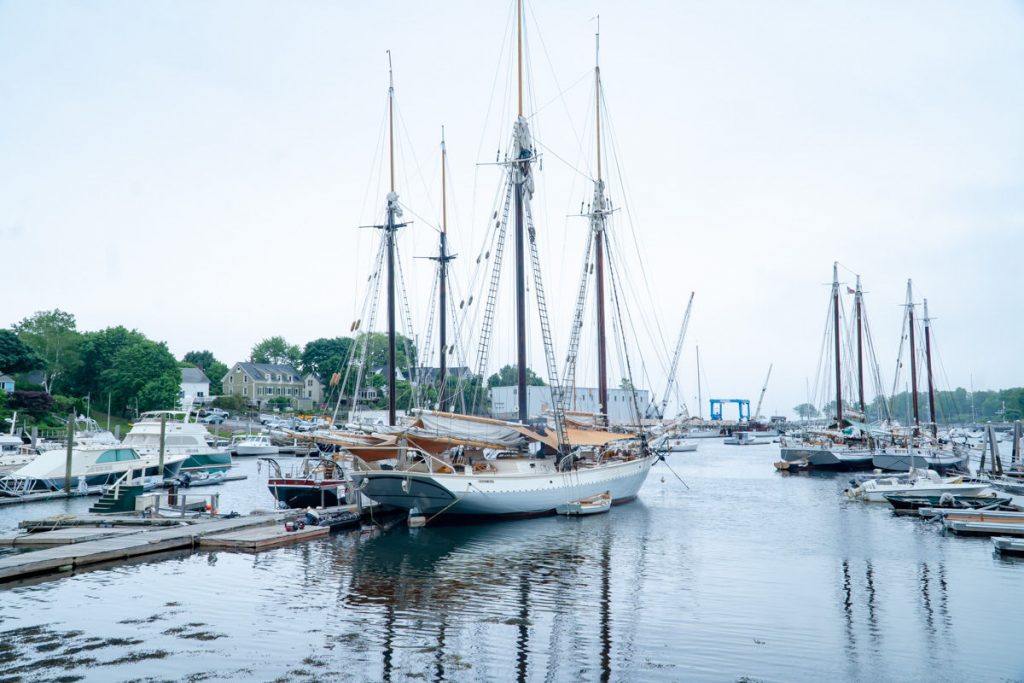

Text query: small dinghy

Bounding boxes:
[883,492,1011,512]
[556,491,611,516]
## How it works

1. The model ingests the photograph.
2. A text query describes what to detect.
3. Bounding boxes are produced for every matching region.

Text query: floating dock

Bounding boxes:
[0,503,378,583]
[200,523,329,551]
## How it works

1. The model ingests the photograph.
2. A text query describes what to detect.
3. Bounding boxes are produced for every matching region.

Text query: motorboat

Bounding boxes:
[651,434,698,453]
[846,469,994,503]
[122,410,233,473]
[723,431,768,446]
[233,433,279,457]
[262,455,346,509]
[882,492,1011,512]
[0,445,187,496]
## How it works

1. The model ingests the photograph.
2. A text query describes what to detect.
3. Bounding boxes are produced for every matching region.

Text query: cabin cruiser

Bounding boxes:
[121,411,233,473]
[232,433,279,457]
[724,431,769,446]
[0,444,187,495]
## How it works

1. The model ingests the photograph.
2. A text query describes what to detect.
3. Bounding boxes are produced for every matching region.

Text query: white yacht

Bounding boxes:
[0,444,188,495]
[232,433,278,457]
[122,411,233,473]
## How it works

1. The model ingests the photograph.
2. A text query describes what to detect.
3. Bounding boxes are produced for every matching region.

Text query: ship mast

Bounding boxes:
[923,298,937,438]
[906,279,920,436]
[435,129,455,410]
[832,262,843,425]
[513,0,529,423]
[383,52,404,427]
[855,274,865,415]
[592,20,609,421]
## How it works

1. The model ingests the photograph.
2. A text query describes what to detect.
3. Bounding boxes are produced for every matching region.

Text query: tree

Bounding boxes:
[8,390,54,420]
[0,329,41,374]
[183,350,228,394]
[352,332,417,372]
[487,364,546,389]
[794,403,819,419]
[13,309,81,393]
[301,337,353,382]
[619,378,634,391]
[250,336,301,366]
[99,338,180,415]
[72,326,147,399]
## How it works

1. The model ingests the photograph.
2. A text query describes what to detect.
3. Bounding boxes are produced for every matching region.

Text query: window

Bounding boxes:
[97,449,139,463]
[243,387,248,396]
[243,375,248,383]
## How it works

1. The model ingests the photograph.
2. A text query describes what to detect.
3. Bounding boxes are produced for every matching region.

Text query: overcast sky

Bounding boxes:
[2,1,1022,419]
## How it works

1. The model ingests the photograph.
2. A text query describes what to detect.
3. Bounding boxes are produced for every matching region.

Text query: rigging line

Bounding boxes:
[533,139,594,181]
[525,0,587,159]
[601,87,677,378]
[605,225,649,435]
[396,201,440,233]
[604,225,667,391]
[395,99,438,223]
[469,1,515,278]
[353,99,391,314]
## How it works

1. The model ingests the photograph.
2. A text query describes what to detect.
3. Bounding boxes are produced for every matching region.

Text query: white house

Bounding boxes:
[0,374,14,394]
[180,367,211,406]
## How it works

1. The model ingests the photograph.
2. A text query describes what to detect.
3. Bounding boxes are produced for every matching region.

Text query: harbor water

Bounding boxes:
[1,441,1023,682]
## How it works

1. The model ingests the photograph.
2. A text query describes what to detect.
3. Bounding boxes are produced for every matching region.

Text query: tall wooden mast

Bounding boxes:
[435,128,455,410]
[384,51,400,426]
[592,21,609,421]
[832,262,843,425]
[513,0,529,423]
[923,298,937,437]
[855,274,865,415]
[906,279,920,435]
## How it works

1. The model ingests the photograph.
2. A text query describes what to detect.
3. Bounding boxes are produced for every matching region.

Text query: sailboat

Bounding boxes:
[349,3,656,519]
[778,264,875,470]
[870,284,966,472]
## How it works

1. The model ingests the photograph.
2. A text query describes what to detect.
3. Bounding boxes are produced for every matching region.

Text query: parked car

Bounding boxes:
[200,414,225,425]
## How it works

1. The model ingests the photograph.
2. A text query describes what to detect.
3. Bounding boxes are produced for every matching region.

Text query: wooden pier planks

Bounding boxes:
[0,513,290,582]
[200,523,329,551]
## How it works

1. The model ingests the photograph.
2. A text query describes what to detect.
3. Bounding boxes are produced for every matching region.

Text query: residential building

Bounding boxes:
[179,367,211,406]
[489,385,651,425]
[223,362,323,410]
[0,374,14,394]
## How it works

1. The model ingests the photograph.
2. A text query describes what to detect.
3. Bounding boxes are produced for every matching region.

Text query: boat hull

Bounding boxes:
[180,451,234,473]
[268,478,346,509]
[871,450,965,473]
[780,446,874,470]
[351,456,655,517]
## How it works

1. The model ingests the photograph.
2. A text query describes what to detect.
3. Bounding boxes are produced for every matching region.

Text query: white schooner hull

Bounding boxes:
[352,456,656,517]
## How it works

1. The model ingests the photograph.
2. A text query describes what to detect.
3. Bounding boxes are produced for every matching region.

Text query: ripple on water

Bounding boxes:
[1,445,1024,681]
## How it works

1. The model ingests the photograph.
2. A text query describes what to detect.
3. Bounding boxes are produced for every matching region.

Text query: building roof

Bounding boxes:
[0,374,14,384]
[235,362,302,381]
[180,367,210,384]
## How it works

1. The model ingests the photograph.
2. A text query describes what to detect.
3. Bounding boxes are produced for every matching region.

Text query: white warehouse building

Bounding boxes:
[489,385,650,425]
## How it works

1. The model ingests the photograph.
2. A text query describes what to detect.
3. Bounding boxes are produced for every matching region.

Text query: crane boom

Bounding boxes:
[753,363,773,422]
[657,292,694,419]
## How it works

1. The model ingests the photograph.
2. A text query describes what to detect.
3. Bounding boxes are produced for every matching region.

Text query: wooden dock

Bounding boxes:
[0,503,381,583]
[200,523,329,551]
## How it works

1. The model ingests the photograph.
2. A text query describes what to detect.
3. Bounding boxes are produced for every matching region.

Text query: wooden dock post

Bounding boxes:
[158,414,167,478]
[64,413,74,494]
